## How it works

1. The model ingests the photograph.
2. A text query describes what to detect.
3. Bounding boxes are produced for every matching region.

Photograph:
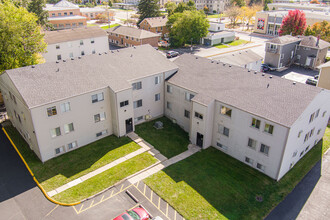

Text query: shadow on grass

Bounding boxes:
[3,123,139,191]
[147,139,324,220]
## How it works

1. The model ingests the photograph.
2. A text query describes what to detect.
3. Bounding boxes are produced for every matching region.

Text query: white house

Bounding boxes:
[165,54,330,180]
[43,26,109,62]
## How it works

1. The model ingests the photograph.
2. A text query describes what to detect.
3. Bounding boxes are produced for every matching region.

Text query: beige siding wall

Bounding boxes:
[254,12,268,34]
[317,66,330,90]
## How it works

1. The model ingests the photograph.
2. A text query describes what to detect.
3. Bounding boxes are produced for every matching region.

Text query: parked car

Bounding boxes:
[261,64,276,72]
[113,207,149,220]
[305,77,318,86]
[166,51,179,58]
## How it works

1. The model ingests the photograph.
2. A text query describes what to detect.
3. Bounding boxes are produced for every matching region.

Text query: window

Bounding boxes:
[217,142,228,151]
[92,49,95,54]
[185,92,195,101]
[52,13,55,17]
[167,85,172,93]
[309,112,315,123]
[305,146,310,152]
[134,116,143,123]
[94,112,106,123]
[17,114,21,123]
[70,12,73,15]
[300,151,304,157]
[298,130,303,138]
[60,102,70,113]
[120,100,129,107]
[132,82,142,90]
[248,138,257,149]
[245,157,254,165]
[58,13,61,16]
[91,38,95,44]
[81,51,85,56]
[155,93,160,101]
[59,24,64,28]
[133,99,142,108]
[219,125,229,137]
[304,133,309,142]
[280,53,284,59]
[56,44,60,49]
[292,150,297,157]
[184,110,190,118]
[68,141,77,150]
[50,127,61,138]
[317,129,321,135]
[64,123,74,133]
[269,44,277,49]
[55,146,64,155]
[66,24,70,28]
[256,163,265,171]
[297,55,301,60]
[47,106,57,117]
[57,55,62,60]
[131,37,134,40]
[251,118,260,129]
[80,40,84,45]
[96,130,107,137]
[155,76,161,85]
[92,92,104,103]
[64,12,67,16]
[125,36,129,39]
[323,111,327,117]
[315,109,320,118]
[260,144,270,156]
[166,101,172,110]
[72,23,76,27]
[310,128,315,137]
[264,123,274,134]
[195,112,203,120]
[220,106,232,117]
[79,22,84,27]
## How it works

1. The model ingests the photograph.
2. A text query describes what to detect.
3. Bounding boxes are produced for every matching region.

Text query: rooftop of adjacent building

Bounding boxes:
[3,45,178,109]
[106,25,160,39]
[48,15,87,21]
[45,0,79,11]
[169,54,324,127]
[212,50,263,67]
[267,35,330,49]
[44,26,107,44]
[257,9,330,21]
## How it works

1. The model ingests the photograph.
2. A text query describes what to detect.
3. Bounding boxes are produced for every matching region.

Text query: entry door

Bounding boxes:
[305,57,312,66]
[196,132,204,148]
[221,38,224,43]
[125,118,133,133]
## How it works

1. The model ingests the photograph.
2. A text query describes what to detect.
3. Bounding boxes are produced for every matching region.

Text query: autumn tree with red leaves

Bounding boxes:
[279,9,307,36]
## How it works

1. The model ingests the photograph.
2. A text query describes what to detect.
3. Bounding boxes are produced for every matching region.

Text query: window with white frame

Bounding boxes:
[322,111,327,117]
[305,145,310,152]
[67,141,77,150]
[217,142,228,151]
[120,100,129,107]
[220,106,232,117]
[96,130,107,137]
[69,52,73,58]
[251,118,260,129]
[132,82,142,90]
[309,112,315,123]
[167,85,172,93]
[91,38,95,43]
[184,109,190,118]
[317,129,321,135]
[264,123,274,134]
[80,40,84,45]
[315,109,320,118]
[298,130,303,138]
[134,116,143,123]
[64,123,74,133]
[94,112,106,123]
[248,138,257,149]
[92,92,104,103]
[57,54,62,60]
[195,112,203,120]
[304,132,309,142]
[260,144,270,156]
[50,127,61,138]
[56,44,60,49]
[245,157,254,165]
[185,92,195,101]
[309,128,315,137]
[133,99,142,108]
[166,101,172,110]
[155,76,161,85]
[256,163,265,171]
[55,146,64,155]
[218,125,229,137]
[292,150,297,157]
[155,93,160,101]
[60,102,70,113]
[47,106,57,117]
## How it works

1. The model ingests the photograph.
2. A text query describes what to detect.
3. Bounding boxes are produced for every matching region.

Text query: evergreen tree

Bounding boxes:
[27,0,49,26]
[137,0,161,25]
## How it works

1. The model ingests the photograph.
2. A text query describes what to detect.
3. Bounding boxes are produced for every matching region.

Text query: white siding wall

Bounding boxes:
[43,36,109,63]
[116,89,134,136]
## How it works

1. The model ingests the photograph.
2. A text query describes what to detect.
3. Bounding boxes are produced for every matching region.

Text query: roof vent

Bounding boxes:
[229,65,232,67]
[248,69,250,72]
[117,50,119,52]
[104,52,107,54]
[63,59,66,62]
[269,75,272,79]
[196,57,198,59]
[133,46,136,49]
[71,57,74,60]
[56,61,59,63]
[111,51,114,53]
[31,65,35,68]
[217,62,220,64]
[78,56,82,59]
[223,63,225,66]
[262,73,265,76]
[267,83,269,88]
[130,54,133,57]
[254,71,257,74]
[211,60,214,63]
[56,68,59,72]
[293,82,296,85]
[99,53,102,55]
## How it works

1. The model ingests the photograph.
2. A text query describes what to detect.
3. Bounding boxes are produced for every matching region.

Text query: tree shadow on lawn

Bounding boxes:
[161,140,323,220]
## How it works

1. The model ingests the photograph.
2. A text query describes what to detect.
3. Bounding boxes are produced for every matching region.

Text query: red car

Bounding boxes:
[113,207,149,220]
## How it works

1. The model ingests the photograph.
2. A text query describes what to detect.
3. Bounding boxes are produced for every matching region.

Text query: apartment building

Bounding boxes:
[165,54,330,180]
[107,26,160,48]
[264,35,330,70]
[139,16,169,38]
[43,27,108,63]
[183,0,229,13]
[0,45,178,162]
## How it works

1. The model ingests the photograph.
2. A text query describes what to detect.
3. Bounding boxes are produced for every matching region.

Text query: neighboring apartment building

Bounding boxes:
[165,54,330,181]
[45,0,87,30]
[254,10,330,36]
[0,45,178,162]
[80,7,115,21]
[269,2,330,11]
[264,35,330,70]
[107,25,160,48]
[183,0,229,13]
[317,61,330,90]
[139,16,169,38]
[43,27,108,62]
[213,50,263,72]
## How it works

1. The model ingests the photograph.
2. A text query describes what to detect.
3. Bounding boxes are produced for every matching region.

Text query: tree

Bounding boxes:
[226,6,241,26]
[168,10,209,47]
[108,0,112,7]
[305,21,330,42]
[165,1,176,16]
[203,5,209,15]
[27,0,49,26]
[137,0,161,25]
[279,9,307,36]
[0,1,46,73]
[174,2,195,13]
[231,0,245,7]
[263,3,269,11]
[310,0,320,4]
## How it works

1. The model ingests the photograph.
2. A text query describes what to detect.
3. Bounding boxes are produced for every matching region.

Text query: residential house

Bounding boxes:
[317,61,330,90]
[43,27,109,62]
[0,45,178,162]
[107,25,160,48]
[165,54,330,181]
[201,31,235,46]
[45,0,87,29]
[139,16,169,38]
[264,35,330,70]
[213,50,263,72]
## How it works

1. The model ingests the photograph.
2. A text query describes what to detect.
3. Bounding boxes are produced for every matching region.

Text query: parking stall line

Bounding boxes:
[158,197,161,209]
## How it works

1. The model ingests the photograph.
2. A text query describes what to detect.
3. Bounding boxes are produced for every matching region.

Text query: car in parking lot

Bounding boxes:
[113,207,149,220]
[261,64,276,72]
[305,75,318,86]
[166,51,179,58]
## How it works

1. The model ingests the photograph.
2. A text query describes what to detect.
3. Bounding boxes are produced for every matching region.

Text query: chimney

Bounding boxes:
[316,35,320,47]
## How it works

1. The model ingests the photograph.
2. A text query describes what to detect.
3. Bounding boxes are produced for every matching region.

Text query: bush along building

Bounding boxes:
[0,45,329,181]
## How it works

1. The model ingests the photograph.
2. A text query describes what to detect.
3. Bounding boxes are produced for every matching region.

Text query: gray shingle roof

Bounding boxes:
[213,50,263,67]
[267,35,301,44]
[44,26,107,44]
[143,16,168,28]
[170,54,322,127]
[54,0,79,8]
[4,45,178,108]
[106,25,160,39]
[297,35,330,49]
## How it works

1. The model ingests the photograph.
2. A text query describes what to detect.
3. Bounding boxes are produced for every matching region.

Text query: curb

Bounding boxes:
[2,127,80,206]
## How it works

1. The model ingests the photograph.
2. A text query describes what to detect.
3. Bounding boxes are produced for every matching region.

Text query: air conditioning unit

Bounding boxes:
[145,115,152,120]
[172,119,177,124]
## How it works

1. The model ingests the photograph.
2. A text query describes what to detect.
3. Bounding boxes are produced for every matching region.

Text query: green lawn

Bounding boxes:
[227,39,250,46]
[101,23,120,30]
[207,14,225,18]
[145,126,330,220]
[53,152,157,203]
[214,44,229,49]
[135,117,190,158]
[3,125,141,192]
